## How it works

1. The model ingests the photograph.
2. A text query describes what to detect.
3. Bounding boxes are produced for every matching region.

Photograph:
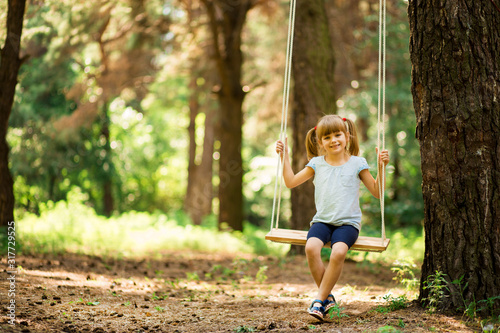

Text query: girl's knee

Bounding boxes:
[305,239,323,257]
[330,243,348,262]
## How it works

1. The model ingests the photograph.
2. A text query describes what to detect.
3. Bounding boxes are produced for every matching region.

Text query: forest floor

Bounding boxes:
[0,250,482,332]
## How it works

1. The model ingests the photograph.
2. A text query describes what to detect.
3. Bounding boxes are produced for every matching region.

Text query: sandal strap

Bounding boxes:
[309,299,325,311]
[310,299,324,306]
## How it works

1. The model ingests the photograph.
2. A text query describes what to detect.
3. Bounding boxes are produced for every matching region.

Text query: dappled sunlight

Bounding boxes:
[1,251,476,333]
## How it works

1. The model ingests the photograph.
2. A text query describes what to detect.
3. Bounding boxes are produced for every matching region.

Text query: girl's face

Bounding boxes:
[320,131,348,155]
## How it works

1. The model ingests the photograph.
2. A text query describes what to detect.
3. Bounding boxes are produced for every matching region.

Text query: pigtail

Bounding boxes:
[305,127,319,160]
[344,118,360,156]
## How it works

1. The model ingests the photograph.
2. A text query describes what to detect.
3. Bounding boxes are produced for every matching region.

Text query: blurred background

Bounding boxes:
[1,0,423,262]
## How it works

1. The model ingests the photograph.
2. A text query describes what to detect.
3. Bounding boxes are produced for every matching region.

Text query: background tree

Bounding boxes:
[201,0,257,231]
[0,0,26,227]
[409,0,500,314]
[8,0,170,216]
[289,0,336,253]
[180,1,216,225]
[52,0,170,216]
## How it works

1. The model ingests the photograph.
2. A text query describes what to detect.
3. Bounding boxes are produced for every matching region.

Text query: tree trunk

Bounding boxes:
[185,77,201,222]
[0,0,26,227]
[185,76,214,225]
[409,0,500,314]
[203,0,254,231]
[290,0,337,254]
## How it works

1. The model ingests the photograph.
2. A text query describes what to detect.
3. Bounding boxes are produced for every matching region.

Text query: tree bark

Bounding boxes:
[409,0,500,314]
[203,0,254,231]
[290,0,337,254]
[0,0,26,227]
[185,76,214,225]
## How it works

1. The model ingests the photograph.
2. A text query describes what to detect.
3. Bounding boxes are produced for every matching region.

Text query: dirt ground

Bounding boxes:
[0,250,482,332]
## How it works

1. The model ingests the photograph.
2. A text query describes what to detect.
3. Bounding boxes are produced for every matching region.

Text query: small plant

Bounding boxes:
[391,258,420,291]
[234,325,255,332]
[397,318,405,328]
[452,276,500,322]
[374,294,408,313]
[385,294,408,311]
[151,292,160,301]
[255,266,268,283]
[60,312,73,323]
[481,321,498,333]
[422,271,449,313]
[377,326,402,333]
[154,306,165,312]
[328,301,349,323]
[166,279,179,288]
[479,295,500,316]
[186,272,200,281]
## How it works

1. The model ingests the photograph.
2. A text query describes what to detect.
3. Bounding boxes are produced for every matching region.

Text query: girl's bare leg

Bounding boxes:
[305,237,326,287]
[315,242,348,301]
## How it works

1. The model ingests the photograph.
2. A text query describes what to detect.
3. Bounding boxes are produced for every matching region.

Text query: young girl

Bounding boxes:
[275,115,389,321]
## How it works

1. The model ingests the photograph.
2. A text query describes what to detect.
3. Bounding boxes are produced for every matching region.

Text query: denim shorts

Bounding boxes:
[307,223,359,248]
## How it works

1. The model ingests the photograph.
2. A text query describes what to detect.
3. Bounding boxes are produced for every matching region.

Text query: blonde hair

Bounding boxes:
[305,115,360,160]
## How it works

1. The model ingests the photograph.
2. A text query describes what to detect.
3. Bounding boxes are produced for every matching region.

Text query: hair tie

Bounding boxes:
[342,118,347,122]
[314,126,317,130]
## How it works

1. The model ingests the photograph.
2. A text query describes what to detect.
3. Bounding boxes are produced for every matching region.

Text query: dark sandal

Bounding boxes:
[324,294,337,313]
[307,299,325,321]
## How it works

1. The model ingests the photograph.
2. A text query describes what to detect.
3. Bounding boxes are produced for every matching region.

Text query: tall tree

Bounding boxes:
[0,0,26,227]
[179,1,216,225]
[409,0,500,313]
[289,0,336,252]
[202,0,257,231]
[51,0,170,216]
[185,73,216,225]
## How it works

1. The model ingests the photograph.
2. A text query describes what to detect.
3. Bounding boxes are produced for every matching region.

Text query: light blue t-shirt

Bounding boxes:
[306,155,370,231]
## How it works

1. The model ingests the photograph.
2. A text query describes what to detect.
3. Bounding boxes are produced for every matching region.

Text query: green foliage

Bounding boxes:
[391,258,420,291]
[422,271,449,314]
[347,227,424,264]
[481,320,499,333]
[327,301,349,324]
[384,294,409,312]
[15,193,288,257]
[255,265,268,283]
[451,276,500,321]
[374,294,409,314]
[377,326,402,333]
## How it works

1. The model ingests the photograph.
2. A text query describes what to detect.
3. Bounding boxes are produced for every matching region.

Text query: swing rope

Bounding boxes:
[270,0,387,244]
[377,0,387,243]
[270,0,296,232]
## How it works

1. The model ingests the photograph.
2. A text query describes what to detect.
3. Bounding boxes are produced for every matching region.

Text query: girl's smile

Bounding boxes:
[321,131,348,154]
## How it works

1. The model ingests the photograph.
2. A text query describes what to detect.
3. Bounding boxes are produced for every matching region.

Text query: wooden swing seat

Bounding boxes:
[265,228,390,253]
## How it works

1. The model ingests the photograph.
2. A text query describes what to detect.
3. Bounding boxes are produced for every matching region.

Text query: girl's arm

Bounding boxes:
[359,148,390,199]
[276,138,315,188]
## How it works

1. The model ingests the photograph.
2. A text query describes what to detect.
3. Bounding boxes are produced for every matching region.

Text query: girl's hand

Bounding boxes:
[376,147,389,167]
[276,138,288,158]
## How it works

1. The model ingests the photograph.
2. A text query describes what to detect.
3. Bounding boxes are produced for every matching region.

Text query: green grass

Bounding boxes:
[2,195,288,258]
[1,189,423,263]
[346,227,424,264]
